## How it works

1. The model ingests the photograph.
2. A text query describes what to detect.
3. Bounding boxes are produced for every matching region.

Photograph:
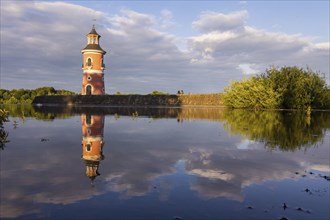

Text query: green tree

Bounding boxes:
[0,109,10,149]
[223,66,329,109]
[261,66,327,109]
[0,87,76,104]
[149,91,169,95]
[5,96,19,104]
[319,89,330,109]
[224,77,281,109]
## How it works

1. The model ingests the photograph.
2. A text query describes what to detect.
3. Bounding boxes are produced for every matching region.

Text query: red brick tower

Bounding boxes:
[81,25,106,95]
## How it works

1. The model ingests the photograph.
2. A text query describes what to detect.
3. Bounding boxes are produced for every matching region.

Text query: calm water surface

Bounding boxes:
[1,106,329,220]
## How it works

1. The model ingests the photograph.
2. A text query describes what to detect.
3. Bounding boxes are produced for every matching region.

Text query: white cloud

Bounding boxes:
[237,63,258,75]
[187,22,329,84]
[313,42,330,50]
[160,9,175,29]
[192,10,248,32]
[110,9,156,30]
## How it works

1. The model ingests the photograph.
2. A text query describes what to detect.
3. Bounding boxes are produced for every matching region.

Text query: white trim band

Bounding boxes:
[83,70,104,74]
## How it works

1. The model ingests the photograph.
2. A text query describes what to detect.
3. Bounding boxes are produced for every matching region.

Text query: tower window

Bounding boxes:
[86,144,91,152]
[87,58,92,66]
[86,115,92,125]
[101,57,105,69]
[87,76,92,81]
[86,85,92,95]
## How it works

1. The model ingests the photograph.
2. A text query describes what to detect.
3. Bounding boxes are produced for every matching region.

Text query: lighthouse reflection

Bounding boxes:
[81,114,105,183]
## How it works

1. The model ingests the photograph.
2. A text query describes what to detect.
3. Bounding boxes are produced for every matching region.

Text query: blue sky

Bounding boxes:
[1,0,329,94]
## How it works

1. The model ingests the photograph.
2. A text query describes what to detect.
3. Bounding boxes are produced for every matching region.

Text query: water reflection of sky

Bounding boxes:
[1,114,329,219]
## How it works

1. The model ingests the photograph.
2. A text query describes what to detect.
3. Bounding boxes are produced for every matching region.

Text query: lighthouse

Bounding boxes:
[81,25,106,95]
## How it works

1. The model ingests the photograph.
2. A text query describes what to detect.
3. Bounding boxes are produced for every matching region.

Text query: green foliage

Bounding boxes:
[223,66,329,109]
[0,109,10,149]
[149,91,169,95]
[224,77,281,109]
[0,87,76,104]
[319,89,330,109]
[262,66,327,109]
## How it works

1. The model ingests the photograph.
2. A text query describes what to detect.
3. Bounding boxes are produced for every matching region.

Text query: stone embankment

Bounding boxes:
[32,94,224,107]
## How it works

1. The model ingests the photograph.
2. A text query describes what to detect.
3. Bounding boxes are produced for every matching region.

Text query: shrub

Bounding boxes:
[223,66,328,109]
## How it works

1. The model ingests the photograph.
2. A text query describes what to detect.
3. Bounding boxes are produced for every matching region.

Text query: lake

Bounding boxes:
[1,105,329,220]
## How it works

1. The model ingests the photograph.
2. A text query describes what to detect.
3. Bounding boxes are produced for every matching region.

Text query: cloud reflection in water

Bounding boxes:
[0,107,329,219]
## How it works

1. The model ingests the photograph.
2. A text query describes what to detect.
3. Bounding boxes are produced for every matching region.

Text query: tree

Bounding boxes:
[0,109,10,149]
[0,87,76,104]
[261,66,327,109]
[223,66,329,109]
[223,77,281,109]
[149,91,169,95]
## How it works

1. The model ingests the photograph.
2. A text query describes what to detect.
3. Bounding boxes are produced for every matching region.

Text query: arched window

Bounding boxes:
[86,85,92,95]
[86,143,91,152]
[87,58,92,66]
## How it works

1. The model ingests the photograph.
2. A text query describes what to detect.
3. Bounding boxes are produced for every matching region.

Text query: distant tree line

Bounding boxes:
[149,90,169,95]
[223,66,330,109]
[0,87,76,104]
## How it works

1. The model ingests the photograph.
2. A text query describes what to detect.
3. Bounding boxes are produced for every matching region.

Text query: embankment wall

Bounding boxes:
[32,94,224,107]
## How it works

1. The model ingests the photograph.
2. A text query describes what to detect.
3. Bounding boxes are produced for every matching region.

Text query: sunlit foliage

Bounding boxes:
[224,77,281,109]
[223,66,329,109]
[0,87,76,104]
[0,109,10,149]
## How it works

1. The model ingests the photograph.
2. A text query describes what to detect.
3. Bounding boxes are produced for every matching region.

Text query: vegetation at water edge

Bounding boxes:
[0,109,10,149]
[223,66,330,109]
[0,87,76,104]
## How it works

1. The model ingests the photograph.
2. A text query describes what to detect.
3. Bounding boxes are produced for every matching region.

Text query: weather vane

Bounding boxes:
[92,18,96,28]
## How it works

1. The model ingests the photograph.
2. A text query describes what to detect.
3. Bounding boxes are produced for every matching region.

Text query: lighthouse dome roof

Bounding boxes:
[87,26,100,36]
[81,44,106,54]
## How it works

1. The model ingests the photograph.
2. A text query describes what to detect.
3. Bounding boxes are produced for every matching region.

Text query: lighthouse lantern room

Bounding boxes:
[81,25,106,95]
